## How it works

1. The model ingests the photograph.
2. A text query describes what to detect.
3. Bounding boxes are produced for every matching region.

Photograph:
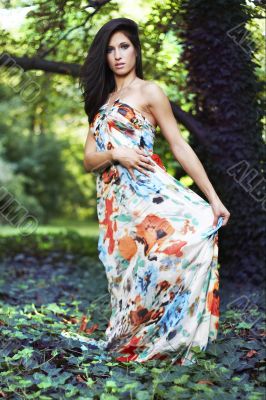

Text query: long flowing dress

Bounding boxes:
[64,98,223,366]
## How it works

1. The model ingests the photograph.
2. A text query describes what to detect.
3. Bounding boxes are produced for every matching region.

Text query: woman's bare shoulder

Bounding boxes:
[139,79,160,92]
[139,80,165,105]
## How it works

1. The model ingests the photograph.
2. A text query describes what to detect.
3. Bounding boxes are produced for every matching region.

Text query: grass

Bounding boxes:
[0,219,99,237]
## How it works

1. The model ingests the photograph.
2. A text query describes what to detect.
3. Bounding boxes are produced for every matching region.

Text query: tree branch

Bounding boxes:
[0,52,216,151]
[169,102,222,157]
[0,53,80,77]
[39,0,112,58]
[38,13,92,58]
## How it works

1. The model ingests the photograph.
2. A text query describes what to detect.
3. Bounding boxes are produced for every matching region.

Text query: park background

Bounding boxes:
[0,1,265,399]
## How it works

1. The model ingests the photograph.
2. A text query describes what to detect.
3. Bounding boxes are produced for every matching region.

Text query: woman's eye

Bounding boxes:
[106,44,129,53]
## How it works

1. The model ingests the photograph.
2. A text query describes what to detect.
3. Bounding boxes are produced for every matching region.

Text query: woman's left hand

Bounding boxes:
[210,198,231,227]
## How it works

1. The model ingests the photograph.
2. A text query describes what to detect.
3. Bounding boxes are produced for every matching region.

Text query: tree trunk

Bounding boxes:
[180,0,265,284]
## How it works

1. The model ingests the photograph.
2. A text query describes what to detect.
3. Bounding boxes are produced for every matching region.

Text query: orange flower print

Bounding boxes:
[207,281,220,317]
[118,234,137,260]
[129,305,153,325]
[136,214,175,255]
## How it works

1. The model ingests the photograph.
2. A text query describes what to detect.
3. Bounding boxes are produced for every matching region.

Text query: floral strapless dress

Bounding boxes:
[63,98,223,366]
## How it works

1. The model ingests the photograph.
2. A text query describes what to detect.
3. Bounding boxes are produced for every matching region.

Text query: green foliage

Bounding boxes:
[0,80,97,223]
[0,235,265,399]
[1,0,263,231]
[0,0,195,228]
[0,230,98,258]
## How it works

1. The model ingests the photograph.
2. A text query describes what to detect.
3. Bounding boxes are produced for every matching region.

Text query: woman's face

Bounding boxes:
[106,31,137,75]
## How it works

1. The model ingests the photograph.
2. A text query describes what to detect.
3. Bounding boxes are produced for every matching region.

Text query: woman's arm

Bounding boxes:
[143,83,217,200]
[170,140,218,203]
[83,128,114,173]
[144,82,230,226]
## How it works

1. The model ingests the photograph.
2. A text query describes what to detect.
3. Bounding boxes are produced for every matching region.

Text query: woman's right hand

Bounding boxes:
[112,146,156,181]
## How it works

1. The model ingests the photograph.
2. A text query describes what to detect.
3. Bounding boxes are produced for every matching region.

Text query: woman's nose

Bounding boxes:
[114,49,122,59]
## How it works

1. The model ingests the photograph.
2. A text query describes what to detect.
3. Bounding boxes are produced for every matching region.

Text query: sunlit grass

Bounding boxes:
[0,220,99,237]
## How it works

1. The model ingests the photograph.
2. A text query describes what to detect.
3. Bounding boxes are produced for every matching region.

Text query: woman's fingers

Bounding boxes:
[138,154,156,172]
[135,148,147,155]
[124,148,156,176]
[222,212,230,226]
[128,168,136,181]
[138,160,155,172]
[134,165,150,177]
[139,154,151,161]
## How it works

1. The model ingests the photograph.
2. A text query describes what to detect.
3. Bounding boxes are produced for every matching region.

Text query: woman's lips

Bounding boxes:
[115,63,125,68]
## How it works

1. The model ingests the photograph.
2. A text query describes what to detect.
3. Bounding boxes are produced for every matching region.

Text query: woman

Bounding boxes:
[78,17,230,365]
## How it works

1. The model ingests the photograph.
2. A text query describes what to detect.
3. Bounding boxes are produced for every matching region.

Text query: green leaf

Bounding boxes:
[37,377,53,389]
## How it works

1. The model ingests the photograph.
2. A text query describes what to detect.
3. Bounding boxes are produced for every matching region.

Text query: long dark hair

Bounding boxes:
[79,17,144,124]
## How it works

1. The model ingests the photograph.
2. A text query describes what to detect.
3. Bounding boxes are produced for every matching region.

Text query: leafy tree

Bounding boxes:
[0,0,264,280]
